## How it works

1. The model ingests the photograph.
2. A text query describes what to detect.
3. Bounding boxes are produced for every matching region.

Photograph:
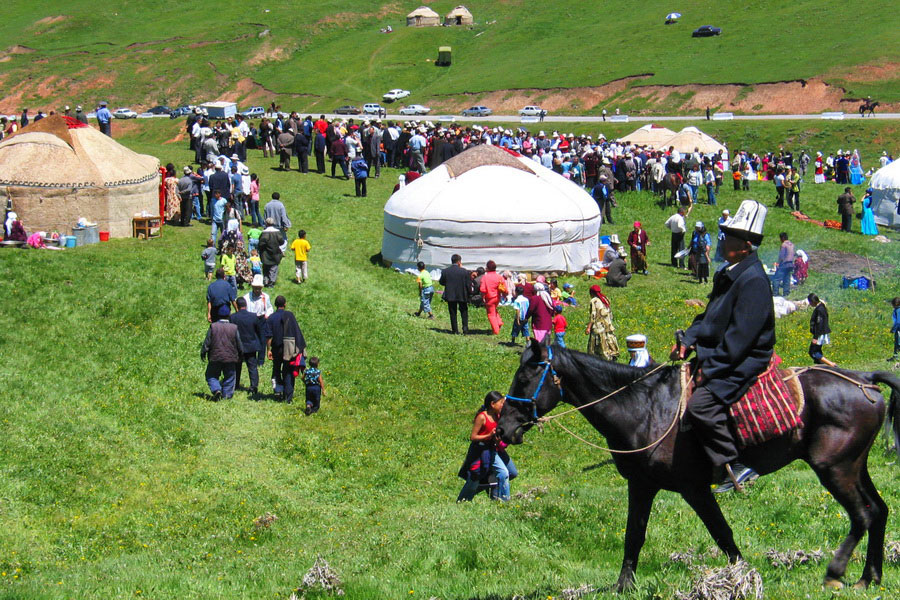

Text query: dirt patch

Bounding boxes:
[310,2,401,31]
[7,45,36,54]
[432,76,898,115]
[164,130,188,144]
[247,40,291,66]
[430,75,652,113]
[34,16,68,26]
[825,61,900,83]
[806,250,895,277]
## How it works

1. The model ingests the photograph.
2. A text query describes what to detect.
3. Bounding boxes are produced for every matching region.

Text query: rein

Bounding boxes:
[783,365,882,403]
[506,353,678,454]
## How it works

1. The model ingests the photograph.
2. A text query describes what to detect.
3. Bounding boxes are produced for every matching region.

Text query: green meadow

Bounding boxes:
[1,1,898,113]
[0,118,899,599]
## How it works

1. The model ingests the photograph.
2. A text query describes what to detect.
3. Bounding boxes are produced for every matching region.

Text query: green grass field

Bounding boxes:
[0,119,899,599]
[1,1,899,114]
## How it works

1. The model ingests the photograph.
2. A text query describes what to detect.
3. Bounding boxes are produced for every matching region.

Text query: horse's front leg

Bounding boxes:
[616,480,659,592]
[681,487,742,561]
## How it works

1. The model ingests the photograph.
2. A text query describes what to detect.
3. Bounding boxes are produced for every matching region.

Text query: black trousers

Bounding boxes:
[235,352,259,390]
[686,385,738,468]
[841,213,852,232]
[297,152,309,173]
[447,301,469,334]
[788,191,800,211]
[180,197,192,226]
[272,358,295,403]
[315,150,326,173]
[670,232,685,267]
[355,177,367,197]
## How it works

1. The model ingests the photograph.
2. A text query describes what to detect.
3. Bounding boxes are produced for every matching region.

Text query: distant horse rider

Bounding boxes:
[671,200,774,492]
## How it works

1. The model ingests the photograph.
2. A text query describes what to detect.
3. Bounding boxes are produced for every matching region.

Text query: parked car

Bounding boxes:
[113,108,138,119]
[518,105,545,117]
[362,103,385,115]
[399,104,431,116]
[334,105,361,115]
[383,89,411,103]
[147,105,171,115]
[241,106,265,118]
[461,105,492,117]
[169,106,191,119]
[692,25,722,37]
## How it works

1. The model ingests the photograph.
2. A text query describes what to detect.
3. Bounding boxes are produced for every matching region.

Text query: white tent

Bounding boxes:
[381,145,601,272]
[619,124,677,148]
[659,126,727,155]
[869,159,900,228]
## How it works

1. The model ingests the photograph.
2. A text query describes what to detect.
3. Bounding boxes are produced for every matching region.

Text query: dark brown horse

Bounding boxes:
[660,172,683,207]
[859,101,879,117]
[497,340,900,592]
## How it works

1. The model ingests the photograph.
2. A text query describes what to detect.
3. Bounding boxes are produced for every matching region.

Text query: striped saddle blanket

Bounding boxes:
[683,354,805,447]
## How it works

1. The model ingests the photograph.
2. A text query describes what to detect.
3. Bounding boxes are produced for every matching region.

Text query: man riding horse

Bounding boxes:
[672,200,774,491]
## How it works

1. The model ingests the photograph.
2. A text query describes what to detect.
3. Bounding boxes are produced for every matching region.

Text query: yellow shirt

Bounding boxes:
[290,238,311,261]
[221,253,236,276]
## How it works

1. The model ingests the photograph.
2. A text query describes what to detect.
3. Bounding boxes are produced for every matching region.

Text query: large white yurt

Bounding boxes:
[869,159,900,228]
[0,115,159,237]
[659,126,727,155]
[406,6,440,27]
[619,124,677,148]
[381,145,601,272]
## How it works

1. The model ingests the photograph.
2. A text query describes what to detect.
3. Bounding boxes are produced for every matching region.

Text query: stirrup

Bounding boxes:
[725,463,745,494]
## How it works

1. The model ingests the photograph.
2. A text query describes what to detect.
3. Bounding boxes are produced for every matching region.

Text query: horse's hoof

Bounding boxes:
[823,577,844,590]
[851,579,870,590]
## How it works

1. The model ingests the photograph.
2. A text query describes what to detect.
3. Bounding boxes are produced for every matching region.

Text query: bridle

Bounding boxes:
[504,346,563,423]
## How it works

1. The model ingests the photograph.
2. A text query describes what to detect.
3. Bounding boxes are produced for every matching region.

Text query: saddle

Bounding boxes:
[681,354,805,448]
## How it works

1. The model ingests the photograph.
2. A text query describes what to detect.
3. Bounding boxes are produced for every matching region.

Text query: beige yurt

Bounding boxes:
[0,115,160,238]
[619,124,677,148]
[406,6,440,27]
[658,126,727,155]
[444,5,473,26]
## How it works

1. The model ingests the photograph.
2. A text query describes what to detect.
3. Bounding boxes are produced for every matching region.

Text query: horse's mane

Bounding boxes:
[552,346,680,404]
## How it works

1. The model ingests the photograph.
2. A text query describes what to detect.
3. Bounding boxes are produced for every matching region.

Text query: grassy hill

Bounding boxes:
[1,1,899,115]
[0,119,899,598]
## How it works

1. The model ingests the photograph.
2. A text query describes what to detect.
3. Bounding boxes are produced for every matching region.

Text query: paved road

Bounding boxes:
[125,111,900,122]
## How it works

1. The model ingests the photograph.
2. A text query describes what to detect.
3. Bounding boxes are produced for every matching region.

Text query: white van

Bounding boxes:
[363,103,384,115]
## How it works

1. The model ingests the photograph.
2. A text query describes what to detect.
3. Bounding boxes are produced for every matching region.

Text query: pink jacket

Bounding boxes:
[479,271,505,303]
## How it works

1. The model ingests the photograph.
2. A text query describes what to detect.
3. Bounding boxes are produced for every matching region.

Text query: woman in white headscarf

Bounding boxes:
[5,211,17,238]
[527,281,555,343]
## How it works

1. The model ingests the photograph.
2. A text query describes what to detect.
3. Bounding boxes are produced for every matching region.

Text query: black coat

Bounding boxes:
[682,252,775,403]
[230,309,264,353]
[605,258,631,287]
[293,132,310,156]
[809,303,831,338]
[208,171,231,198]
[439,264,470,302]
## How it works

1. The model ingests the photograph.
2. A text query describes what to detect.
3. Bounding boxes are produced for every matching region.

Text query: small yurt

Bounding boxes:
[658,126,727,155]
[0,115,160,237]
[869,159,900,228]
[382,145,601,272]
[444,5,473,26]
[619,124,677,148]
[406,6,440,27]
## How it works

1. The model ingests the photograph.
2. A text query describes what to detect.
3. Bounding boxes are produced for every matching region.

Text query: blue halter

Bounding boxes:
[505,346,564,422]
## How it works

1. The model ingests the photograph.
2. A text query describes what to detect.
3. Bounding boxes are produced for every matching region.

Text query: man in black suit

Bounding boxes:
[230,297,264,397]
[673,200,774,492]
[439,254,470,335]
[293,128,310,173]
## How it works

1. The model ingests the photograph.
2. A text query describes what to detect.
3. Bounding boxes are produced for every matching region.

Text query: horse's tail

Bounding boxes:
[871,371,900,458]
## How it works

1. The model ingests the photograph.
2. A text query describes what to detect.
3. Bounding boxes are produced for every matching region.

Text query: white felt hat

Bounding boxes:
[721,200,767,245]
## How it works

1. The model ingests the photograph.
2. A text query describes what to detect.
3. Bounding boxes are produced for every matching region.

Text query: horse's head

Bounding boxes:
[497,339,565,446]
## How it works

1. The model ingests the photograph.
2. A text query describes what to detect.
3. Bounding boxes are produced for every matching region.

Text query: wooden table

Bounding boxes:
[133,216,162,239]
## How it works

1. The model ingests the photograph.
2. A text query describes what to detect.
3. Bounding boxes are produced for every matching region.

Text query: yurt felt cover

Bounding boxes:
[0,115,159,237]
[869,159,900,228]
[619,124,677,148]
[382,145,601,272]
[658,126,727,155]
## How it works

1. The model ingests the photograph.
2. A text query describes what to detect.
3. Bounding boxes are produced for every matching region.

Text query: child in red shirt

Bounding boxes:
[552,305,567,348]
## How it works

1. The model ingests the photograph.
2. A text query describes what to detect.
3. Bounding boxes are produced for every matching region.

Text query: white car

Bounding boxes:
[362,103,385,115]
[518,105,545,117]
[383,89,411,102]
[113,108,138,119]
[398,104,431,116]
